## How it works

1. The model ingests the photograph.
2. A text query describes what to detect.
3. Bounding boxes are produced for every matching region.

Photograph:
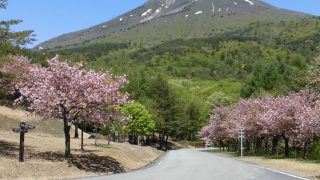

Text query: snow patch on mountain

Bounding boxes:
[142,9,153,17]
[244,0,254,5]
[141,6,164,23]
[194,11,203,15]
[211,2,215,16]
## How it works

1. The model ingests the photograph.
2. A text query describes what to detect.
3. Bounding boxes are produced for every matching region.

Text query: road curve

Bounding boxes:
[79,148,308,180]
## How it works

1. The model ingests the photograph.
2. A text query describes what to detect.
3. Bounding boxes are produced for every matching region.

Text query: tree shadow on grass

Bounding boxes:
[34,151,125,174]
[0,140,37,159]
[0,140,19,158]
[0,140,125,174]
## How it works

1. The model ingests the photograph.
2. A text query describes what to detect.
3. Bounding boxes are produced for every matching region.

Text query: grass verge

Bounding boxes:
[207,149,320,180]
[0,106,163,179]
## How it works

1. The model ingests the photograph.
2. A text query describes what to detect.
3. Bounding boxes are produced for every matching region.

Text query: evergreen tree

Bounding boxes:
[0,0,35,46]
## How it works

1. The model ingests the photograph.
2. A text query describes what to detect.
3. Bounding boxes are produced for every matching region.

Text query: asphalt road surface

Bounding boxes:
[80,148,308,180]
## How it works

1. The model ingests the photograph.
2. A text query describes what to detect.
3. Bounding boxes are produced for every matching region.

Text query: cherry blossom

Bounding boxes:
[201,90,320,158]
[4,56,130,156]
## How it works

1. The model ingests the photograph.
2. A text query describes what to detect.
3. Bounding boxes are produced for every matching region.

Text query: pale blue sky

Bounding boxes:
[1,0,319,47]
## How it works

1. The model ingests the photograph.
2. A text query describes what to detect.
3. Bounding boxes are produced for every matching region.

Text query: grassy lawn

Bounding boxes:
[0,106,163,180]
[207,149,320,179]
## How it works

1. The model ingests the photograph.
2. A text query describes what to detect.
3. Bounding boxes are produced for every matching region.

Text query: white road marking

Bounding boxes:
[265,168,310,180]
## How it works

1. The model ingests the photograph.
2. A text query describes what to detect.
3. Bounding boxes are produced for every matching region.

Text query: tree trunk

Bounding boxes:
[74,124,79,138]
[124,133,127,143]
[282,134,290,157]
[152,132,155,143]
[255,138,263,154]
[220,140,224,151]
[245,140,251,152]
[272,135,280,156]
[159,133,163,149]
[118,131,122,143]
[81,125,84,151]
[165,134,169,145]
[94,126,98,146]
[189,130,193,141]
[112,131,116,142]
[108,134,111,145]
[146,135,150,145]
[137,135,140,146]
[303,141,310,159]
[63,118,71,157]
[264,138,269,153]
[235,140,239,152]
[162,129,169,146]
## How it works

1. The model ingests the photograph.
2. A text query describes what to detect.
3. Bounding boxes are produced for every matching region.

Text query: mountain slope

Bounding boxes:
[37,0,308,50]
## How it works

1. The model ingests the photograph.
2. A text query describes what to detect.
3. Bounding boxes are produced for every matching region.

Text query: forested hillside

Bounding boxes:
[44,17,320,141]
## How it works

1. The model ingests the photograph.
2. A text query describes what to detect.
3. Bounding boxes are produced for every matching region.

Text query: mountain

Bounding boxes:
[36,0,308,50]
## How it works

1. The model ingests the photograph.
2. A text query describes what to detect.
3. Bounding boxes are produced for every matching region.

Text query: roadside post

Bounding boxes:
[12,121,35,162]
[238,128,245,157]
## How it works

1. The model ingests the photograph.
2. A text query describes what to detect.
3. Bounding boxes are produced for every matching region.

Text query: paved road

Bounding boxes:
[80,148,308,180]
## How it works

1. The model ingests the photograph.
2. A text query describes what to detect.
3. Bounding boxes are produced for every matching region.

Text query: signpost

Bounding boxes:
[12,121,35,162]
[238,128,245,157]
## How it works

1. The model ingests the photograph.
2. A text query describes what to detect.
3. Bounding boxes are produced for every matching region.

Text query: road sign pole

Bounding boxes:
[19,122,25,162]
[238,128,244,157]
[240,133,243,157]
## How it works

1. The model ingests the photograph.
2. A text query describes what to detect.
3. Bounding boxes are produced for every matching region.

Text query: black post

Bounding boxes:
[19,122,25,162]
[74,124,79,139]
[81,124,84,151]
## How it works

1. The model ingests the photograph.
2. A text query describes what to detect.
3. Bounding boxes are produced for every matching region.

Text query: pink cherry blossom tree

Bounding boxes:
[200,107,235,150]
[294,90,320,159]
[232,97,270,153]
[201,90,320,158]
[4,56,129,157]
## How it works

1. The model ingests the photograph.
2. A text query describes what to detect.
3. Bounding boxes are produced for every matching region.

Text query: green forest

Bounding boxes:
[44,17,320,142]
[1,16,320,146]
